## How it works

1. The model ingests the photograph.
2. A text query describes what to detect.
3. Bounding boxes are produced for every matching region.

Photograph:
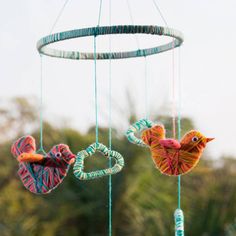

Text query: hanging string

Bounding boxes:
[49,0,71,34]
[177,49,182,141]
[171,40,176,139]
[151,0,168,26]
[125,0,140,49]
[93,0,103,144]
[108,0,112,235]
[144,56,149,119]
[37,55,47,155]
[177,47,182,210]
[97,0,103,26]
[174,31,184,236]
[170,21,184,236]
[93,38,99,144]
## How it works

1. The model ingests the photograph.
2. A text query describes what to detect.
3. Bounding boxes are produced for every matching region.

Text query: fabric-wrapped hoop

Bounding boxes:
[73,143,124,180]
[37,25,184,60]
[126,118,154,147]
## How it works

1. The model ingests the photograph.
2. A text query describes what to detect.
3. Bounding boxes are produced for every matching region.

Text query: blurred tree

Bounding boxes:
[0,97,236,236]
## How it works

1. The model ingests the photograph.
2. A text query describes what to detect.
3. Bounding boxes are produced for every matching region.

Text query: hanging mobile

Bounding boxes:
[37,27,183,180]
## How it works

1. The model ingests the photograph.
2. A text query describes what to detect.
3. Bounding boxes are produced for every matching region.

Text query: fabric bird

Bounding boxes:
[11,135,75,194]
[141,124,214,176]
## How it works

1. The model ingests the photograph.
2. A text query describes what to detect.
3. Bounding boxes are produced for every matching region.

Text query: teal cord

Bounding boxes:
[175,48,184,236]
[177,47,182,209]
[108,38,112,236]
[151,0,168,26]
[93,36,99,144]
[49,0,71,34]
[97,0,103,26]
[177,176,181,209]
[38,55,46,155]
[125,0,140,49]
[93,0,103,144]
[144,56,149,119]
[108,0,112,235]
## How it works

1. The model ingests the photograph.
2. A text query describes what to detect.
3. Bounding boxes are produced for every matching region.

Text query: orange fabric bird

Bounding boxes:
[141,124,214,176]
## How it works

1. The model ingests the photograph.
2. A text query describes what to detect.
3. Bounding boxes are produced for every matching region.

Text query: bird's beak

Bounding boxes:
[206,137,214,143]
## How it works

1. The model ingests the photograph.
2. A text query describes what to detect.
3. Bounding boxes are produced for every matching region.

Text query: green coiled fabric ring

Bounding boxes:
[37,25,184,60]
[73,143,124,180]
[126,118,154,147]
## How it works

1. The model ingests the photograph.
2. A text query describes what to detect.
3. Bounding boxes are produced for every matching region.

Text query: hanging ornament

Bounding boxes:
[73,143,124,180]
[11,135,75,194]
[141,122,214,175]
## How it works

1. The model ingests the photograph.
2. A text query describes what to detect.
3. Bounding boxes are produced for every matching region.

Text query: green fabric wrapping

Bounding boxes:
[174,209,184,236]
[126,118,154,147]
[37,25,184,60]
[73,143,124,180]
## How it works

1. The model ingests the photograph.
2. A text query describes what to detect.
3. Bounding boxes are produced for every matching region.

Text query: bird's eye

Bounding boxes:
[192,136,199,142]
[55,152,62,158]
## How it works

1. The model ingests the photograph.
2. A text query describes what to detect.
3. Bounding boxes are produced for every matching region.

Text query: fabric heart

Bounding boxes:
[11,135,75,194]
[73,143,124,180]
[126,118,154,147]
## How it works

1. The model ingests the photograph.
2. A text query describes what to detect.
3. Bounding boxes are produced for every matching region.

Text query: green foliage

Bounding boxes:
[0,98,235,236]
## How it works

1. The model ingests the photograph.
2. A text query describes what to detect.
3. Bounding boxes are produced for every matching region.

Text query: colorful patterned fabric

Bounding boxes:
[73,143,124,180]
[141,125,214,176]
[11,135,75,194]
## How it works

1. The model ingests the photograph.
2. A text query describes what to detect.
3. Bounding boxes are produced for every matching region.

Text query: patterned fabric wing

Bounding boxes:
[142,125,165,146]
[150,147,202,176]
[11,136,75,194]
[159,139,181,149]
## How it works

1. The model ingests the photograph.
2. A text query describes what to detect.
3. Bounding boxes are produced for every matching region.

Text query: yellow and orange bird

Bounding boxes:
[141,125,214,176]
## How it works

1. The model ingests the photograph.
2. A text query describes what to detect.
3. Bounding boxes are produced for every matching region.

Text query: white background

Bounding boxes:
[0,0,235,159]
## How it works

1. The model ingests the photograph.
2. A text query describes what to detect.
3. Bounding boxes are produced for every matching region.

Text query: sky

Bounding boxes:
[0,0,236,159]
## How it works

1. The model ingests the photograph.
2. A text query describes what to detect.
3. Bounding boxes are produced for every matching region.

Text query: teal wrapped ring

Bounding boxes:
[37,25,184,60]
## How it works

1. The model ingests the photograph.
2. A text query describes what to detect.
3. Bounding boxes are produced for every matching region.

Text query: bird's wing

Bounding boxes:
[142,125,166,146]
[11,135,36,158]
[11,135,45,163]
[159,139,181,149]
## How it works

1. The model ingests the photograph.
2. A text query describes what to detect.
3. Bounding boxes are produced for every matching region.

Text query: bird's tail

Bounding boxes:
[141,125,166,146]
[11,135,36,159]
